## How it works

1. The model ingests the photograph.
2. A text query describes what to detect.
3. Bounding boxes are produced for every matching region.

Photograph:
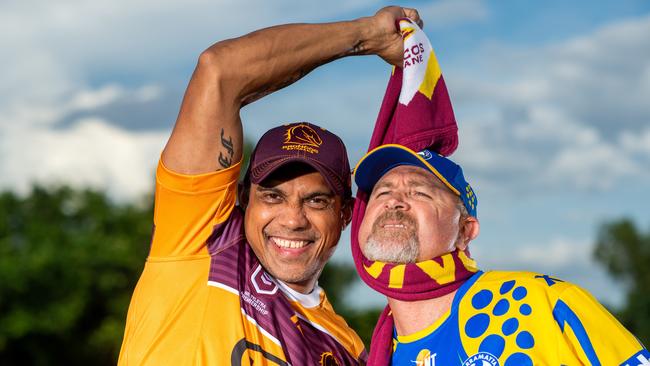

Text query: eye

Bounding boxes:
[261,192,282,203]
[414,191,432,199]
[306,197,329,209]
[374,190,390,198]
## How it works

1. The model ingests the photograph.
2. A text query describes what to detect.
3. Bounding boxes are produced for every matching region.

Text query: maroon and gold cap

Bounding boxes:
[244,122,352,198]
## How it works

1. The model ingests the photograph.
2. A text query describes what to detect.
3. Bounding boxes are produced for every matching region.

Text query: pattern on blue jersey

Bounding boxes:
[391,271,646,366]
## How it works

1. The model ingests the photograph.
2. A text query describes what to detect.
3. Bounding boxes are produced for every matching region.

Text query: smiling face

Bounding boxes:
[358,165,468,263]
[243,163,350,294]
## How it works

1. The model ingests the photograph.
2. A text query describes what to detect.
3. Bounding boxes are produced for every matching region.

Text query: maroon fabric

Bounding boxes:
[244,122,351,198]
[350,19,465,366]
[354,247,477,301]
[367,70,458,156]
[367,307,393,366]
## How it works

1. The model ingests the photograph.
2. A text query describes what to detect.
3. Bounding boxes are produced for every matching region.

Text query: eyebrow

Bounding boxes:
[256,186,334,200]
[256,186,285,195]
[303,191,335,200]
[374,177,434,191]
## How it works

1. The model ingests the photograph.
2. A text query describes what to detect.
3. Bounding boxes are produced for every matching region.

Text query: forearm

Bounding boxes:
[203,18,377,105]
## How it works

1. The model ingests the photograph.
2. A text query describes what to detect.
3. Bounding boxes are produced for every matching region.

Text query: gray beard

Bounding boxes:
[362,210,420,264]
[363,235,420,263]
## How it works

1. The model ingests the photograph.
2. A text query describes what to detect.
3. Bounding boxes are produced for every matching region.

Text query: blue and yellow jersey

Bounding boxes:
[392,270,647,366]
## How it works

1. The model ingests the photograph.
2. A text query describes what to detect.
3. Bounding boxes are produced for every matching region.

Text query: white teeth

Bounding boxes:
[272,237,309,249]
[384,224,406,228]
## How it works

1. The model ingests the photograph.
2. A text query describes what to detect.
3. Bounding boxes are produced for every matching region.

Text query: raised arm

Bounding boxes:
[161,6,422,174]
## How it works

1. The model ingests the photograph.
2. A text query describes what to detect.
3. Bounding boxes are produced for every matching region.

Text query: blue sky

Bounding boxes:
[2,0,649,309]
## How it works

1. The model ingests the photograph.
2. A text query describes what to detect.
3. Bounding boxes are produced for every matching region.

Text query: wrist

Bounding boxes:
[353,16,382,56]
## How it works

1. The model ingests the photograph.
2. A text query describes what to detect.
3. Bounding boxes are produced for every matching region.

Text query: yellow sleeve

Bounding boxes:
[554,284,647,365]
[149,158,241,258]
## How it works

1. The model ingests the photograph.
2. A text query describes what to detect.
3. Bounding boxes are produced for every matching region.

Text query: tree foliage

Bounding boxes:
[0,186,152,365]
[320,262,382,348]
[594,218,650,345]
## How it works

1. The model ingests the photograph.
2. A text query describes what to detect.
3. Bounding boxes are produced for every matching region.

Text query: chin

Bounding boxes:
[268,263,318,286]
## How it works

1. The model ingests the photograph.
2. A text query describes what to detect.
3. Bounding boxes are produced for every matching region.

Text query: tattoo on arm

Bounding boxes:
[344,41,365,56]
[218,128,235,168]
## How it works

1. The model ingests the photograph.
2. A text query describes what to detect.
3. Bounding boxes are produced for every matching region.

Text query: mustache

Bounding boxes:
[372,210,418,231]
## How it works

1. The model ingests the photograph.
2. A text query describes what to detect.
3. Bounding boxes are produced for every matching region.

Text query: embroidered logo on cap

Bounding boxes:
[282,123,322,154]
[417,149,433,160]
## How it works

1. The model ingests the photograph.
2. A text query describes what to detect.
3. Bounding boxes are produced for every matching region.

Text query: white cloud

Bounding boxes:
[448,13,650,194]
[68,85,126,111]
[474,237,591,270]
[621,128,650,155]
[65,84,163,113]
[0,117,166,200]
[545,142,638,190]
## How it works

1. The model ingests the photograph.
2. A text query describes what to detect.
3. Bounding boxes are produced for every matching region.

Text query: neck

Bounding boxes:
[284,282,314,294]
[388,289,457,337]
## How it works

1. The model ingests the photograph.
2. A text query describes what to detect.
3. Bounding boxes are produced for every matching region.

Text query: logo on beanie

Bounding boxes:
[282,123,323,154]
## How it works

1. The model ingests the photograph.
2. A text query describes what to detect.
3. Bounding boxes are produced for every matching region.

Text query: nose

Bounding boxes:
[278,203,310,230]
[384,192,410,211]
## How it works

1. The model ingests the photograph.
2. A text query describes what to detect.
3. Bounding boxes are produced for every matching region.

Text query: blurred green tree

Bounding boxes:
[319,262,381,348]
[594,218,650,345]
[0,186,152,365]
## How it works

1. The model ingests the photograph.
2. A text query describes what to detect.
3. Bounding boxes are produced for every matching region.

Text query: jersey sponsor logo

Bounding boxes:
[412,349,436,366]
[251,264,278,295]
[462,352,500,366]
[319,351,341,366]
[282,123,323,154]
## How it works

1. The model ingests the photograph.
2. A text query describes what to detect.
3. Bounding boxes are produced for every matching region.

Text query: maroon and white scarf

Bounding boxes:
[351,18,477,365]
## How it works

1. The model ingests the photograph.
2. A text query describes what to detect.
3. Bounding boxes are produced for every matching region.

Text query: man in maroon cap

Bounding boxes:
[119,6,422,366]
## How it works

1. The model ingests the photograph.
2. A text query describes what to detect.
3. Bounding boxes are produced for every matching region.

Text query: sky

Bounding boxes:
[2,0,649,309]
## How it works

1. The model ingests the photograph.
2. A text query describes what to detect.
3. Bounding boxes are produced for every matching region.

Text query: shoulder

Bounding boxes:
[459,270,586,313]
[476,270,579,296]
[206,206,246,254]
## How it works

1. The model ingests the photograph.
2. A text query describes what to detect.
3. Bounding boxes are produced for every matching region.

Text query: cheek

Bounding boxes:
[413,204,443,238]
[415,214,435,240]
[418,208,458,241]
[358,205,380,245]
[308,210,340,243]
[244,202,275,243]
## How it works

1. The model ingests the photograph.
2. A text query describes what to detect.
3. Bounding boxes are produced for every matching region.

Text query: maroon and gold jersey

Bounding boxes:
[118,159,366,365]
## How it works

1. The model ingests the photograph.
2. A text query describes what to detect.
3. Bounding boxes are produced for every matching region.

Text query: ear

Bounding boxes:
[456,216,480,251]
[340,197,355,230]
[238,182,250,209]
